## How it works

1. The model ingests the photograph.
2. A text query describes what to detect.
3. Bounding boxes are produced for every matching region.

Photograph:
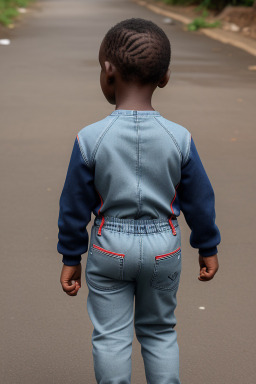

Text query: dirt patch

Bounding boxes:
[219,6,256,39]
[0,24,11,39]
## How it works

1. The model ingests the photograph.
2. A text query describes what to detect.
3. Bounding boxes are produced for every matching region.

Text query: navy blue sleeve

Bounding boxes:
[177,138,221,256]
[57,138,98,266]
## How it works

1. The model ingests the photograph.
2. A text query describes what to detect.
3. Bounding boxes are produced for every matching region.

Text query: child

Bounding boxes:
[58,18,220,384]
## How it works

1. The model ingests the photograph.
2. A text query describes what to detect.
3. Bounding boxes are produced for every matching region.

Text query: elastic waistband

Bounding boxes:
[94,216,178,234]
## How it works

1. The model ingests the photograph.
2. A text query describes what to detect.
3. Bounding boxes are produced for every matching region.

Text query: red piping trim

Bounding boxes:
[155,247,181,260]
[170,183,179,215]
[93,244,125,258]
[97,216,105,236]
[97,191,104,216]
[169,218,177,236]
[95,190,104,235]
[76,134,79,142]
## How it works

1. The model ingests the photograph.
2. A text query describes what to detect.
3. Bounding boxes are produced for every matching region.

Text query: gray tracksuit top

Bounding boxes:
[57,110,221,265]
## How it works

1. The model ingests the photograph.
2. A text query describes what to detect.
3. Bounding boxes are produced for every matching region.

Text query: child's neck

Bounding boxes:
[115,82,156,111]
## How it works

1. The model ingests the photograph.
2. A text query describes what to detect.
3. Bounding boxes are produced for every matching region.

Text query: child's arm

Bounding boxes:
[57,137,98,295]
[177,137,221,281]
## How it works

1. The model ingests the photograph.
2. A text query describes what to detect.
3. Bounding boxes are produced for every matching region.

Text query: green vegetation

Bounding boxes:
[187,7,221,30]
[0,0,34,26]
[162,0,254,11]
[188,17,221,30]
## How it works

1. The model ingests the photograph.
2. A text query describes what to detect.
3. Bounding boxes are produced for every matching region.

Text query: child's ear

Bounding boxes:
[104,61,116,84]
[158,69,171,88]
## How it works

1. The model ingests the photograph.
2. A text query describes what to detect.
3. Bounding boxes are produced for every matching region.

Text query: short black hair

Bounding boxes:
[102,18,171,84]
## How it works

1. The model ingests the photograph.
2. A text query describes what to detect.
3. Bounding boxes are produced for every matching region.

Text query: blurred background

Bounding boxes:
[1,0,256,383]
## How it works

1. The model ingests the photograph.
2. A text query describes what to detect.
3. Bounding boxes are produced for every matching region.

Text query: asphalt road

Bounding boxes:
[1,0,256,383]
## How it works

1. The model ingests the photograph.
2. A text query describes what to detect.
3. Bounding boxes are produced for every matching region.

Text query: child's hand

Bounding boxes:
[198,254,219,282]
[60,264,81,296]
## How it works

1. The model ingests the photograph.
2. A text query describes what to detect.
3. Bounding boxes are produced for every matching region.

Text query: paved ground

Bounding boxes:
[0,0,256,383]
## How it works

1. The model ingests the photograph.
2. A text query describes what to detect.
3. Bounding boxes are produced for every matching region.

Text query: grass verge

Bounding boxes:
[188,17,221,31]
[0,0,34,26]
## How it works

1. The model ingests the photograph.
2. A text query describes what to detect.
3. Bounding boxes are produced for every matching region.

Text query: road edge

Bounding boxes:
[132,0,256,57]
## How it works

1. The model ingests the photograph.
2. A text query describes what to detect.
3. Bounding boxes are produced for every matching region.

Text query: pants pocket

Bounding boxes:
[86,243,125,291]
[150,247,181,291]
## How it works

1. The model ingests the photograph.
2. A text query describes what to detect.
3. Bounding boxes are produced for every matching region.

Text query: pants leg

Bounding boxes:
[86,226,136,384]
[134,229,182,384]
[87,280,135,384]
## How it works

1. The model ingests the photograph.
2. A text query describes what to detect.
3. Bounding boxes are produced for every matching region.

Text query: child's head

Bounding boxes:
[100,18,171,85]
[99,18,171,106]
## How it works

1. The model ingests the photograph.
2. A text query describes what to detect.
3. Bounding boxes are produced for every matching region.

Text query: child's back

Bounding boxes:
[76,111,190,219]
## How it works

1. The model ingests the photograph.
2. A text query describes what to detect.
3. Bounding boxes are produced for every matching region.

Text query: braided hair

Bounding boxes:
[102,18,171,84]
